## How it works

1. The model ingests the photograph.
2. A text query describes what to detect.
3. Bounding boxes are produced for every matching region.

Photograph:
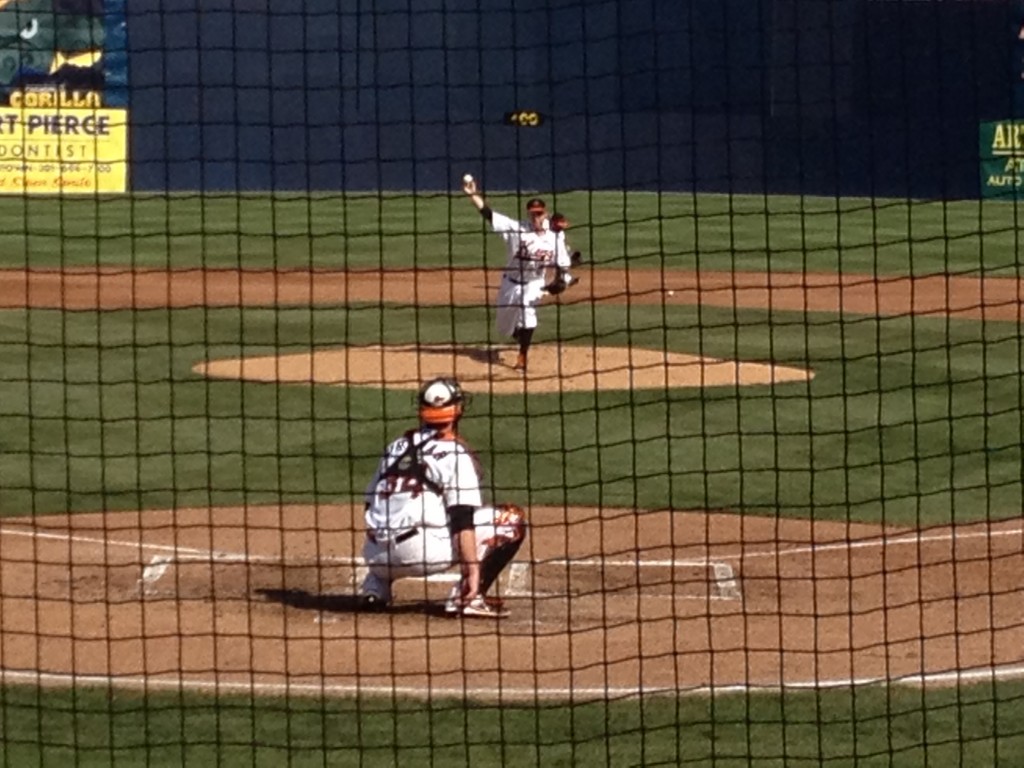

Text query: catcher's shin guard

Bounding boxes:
[478,505,528,593]
[479,536,524,594]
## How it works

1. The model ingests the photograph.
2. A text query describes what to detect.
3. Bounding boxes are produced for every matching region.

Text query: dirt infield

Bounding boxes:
[2,267,1022,322]
[194,343,814,393]
[1,267,1022,698]
[1,505,1022,698]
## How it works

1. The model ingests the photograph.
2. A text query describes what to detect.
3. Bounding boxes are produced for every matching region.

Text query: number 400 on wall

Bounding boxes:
[504,111,544,127]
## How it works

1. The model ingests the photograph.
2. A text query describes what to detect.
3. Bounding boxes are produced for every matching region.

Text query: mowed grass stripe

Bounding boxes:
[0,192,1021,274]
[0,303,1017,523]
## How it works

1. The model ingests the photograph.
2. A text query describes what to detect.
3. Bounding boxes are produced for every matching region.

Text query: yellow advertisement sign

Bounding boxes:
[0,106,127,193]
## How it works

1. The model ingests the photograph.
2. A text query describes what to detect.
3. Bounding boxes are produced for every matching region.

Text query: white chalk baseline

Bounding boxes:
[135,550,741,601]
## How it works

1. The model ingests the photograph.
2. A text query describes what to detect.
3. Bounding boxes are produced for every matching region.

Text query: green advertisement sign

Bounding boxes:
[980,120,1024,198]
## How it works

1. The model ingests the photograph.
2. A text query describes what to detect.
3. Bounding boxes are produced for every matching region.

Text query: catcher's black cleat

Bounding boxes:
[359,594,388,612]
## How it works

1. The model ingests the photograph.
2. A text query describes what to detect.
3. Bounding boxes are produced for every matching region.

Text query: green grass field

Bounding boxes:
[0,302,1019,524]
[0,192,1022,762]
[1,682,1022,767]
[1,191,1023,274]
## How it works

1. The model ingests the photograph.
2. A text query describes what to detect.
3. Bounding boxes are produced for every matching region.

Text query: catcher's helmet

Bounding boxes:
[418,377,466,426]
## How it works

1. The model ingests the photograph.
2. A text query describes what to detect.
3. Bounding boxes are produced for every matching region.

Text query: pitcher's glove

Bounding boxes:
[544,271,579,295]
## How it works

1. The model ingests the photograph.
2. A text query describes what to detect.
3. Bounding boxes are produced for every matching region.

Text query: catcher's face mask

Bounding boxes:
[418,377,466,426]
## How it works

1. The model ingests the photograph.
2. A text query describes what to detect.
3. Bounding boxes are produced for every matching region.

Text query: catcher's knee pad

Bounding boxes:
[493,503,527,542]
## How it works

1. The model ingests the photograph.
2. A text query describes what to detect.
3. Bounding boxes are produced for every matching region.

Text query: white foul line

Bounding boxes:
[1,662,1023,702]
[4,523,1020,567]
[8,522,1021,604]
[730,525,1024,563]
[0,524,365,565]
[0,526,214,557]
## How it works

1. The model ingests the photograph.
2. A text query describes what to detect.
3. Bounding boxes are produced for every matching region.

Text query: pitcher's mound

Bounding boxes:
[194,344,812,393]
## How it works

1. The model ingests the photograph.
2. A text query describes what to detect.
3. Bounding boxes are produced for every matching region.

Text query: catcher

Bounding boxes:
[358,377,528,618]
[463,175,581,373]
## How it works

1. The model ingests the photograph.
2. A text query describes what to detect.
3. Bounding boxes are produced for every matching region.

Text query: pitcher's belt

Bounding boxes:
[503,275,530,285]
[366,527,419,545]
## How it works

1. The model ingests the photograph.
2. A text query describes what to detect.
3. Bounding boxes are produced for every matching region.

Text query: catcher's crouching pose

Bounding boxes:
[358,377,527,618]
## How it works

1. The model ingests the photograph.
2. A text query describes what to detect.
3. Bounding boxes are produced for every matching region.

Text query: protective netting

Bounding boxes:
[0,0,1022,764]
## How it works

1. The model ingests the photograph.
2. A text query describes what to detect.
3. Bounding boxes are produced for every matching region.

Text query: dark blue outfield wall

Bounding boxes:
[126,0,1017,198]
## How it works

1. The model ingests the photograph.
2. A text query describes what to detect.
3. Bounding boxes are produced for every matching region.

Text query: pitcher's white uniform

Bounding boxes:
[360,426,521,603]
[492,212,573,337]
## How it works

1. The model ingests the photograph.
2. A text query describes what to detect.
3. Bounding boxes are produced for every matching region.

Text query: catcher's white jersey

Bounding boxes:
[364,426,483,536]
[360,425,497,600]
[491,211,572,337]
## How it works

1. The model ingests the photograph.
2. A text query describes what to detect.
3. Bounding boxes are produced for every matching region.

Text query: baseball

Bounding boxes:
[668,290,676,297]
[463,173,474,184]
